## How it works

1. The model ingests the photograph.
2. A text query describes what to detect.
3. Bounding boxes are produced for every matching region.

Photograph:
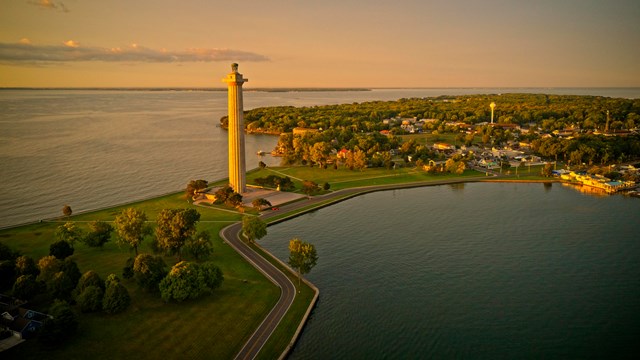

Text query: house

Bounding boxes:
[1,295,51,341]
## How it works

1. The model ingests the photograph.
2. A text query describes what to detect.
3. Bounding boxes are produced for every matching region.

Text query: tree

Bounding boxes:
[252,197,272,211]
[184,231,213,260]
[49,240,74,259]
[83,220,113,248]
[40,299,78,346]
[288,238,318,286]
[154,208,201,259]
[186,179,208,198]
[114,208,150,256]
[258,160,267,169]
[323,182,331,191]
[12,274,40,301]
[75,270,105,295]
[37,255,62,283]
[199,262,224,291]
[15,255,39,277]
[55,222,84,245]
[541,162,554,177]
[159,261,223,302]
[133,254,168,292]
[62,205,72,217]
[227,193,244,208]
[102,274,131,314]
[77,286,104,313]
[214,185,234,203]
[242,216,267,243]
[47,259,81,300]
[302,180,319,197]
[159,261,207,302]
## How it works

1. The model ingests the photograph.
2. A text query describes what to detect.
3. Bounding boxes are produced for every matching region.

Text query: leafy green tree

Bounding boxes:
[114,208,150,256]
[154,208,201,259]
[302,180,319,197]
[15,255,39,277]
[159,261,207,302]
[186,179,208,198]
[242,216,267,243]
[37,255,63,284]
[102,274,131,314]
[310,141,332,167]
[184,231,213,260]
[75,270,105,295]
[199,262,224,291]
[251,197,272,210]
[133,254,168,292]
[40,299,78,346]
[77,286,104,313]
[48,259,81,300]
[541,162,554,177]
[12,274,40,301]
[288,238,318,286]
[55,222,84,245]
[159,261,223,302]
[323,182,331,191]
[227,193,244,208]
[83,220,113,248]
[62,205,72,217]
[214,185,234,203]
[49,240,74,259]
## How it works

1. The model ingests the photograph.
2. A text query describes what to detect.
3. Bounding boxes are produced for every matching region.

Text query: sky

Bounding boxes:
[0,0,639,88]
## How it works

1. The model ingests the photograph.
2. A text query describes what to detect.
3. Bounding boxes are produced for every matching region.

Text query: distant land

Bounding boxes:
[2,87,640,93]
[0,87,372,92]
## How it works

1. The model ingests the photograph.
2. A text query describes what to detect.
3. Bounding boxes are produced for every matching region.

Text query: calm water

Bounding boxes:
[0,87,638,227]
[261,183,640,359]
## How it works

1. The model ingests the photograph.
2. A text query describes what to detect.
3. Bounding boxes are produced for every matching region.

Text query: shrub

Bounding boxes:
[49,240,74,260]
[77,286,104,313]
[103,274,130,314]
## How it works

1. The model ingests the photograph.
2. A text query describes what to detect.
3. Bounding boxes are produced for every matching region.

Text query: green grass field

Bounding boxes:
[1,164,553,359]
[1,193,284,359]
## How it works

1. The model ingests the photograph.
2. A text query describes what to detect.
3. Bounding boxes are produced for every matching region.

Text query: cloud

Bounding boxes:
[28,0,69,12]
[0,41,270,64]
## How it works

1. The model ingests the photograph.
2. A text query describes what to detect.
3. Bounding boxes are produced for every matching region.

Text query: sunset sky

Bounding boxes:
[1,0,639,88]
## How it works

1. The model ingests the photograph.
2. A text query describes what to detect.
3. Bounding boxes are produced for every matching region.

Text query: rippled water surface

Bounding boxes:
[2,88,638,228]
[261,183,640,359]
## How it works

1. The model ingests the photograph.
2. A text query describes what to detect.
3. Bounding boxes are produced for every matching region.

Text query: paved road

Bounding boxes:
[225,174,497,359]
[220,222,296,360]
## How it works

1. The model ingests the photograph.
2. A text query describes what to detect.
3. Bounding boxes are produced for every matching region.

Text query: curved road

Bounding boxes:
[224,175,496,359]
[221,222,296,360]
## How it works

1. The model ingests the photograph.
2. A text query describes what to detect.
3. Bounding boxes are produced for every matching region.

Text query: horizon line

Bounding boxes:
[2,86,640,92]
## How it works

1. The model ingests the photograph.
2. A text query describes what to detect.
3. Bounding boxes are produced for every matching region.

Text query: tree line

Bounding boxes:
[221,93,640,167]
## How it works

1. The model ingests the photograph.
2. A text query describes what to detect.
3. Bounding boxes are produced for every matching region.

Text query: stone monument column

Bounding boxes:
[222,63,248,194]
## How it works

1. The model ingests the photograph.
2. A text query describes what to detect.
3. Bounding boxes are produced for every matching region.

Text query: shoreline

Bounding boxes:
[0,173,567,359]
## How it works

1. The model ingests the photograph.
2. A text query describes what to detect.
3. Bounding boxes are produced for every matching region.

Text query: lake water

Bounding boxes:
[260,182,640,359]
[1,88,640,357]
[2,87,639,228]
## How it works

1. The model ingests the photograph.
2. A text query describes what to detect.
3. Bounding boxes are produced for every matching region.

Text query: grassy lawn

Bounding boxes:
[1,192,279,360]
[1,164,546,360]
[249,166,484,192]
